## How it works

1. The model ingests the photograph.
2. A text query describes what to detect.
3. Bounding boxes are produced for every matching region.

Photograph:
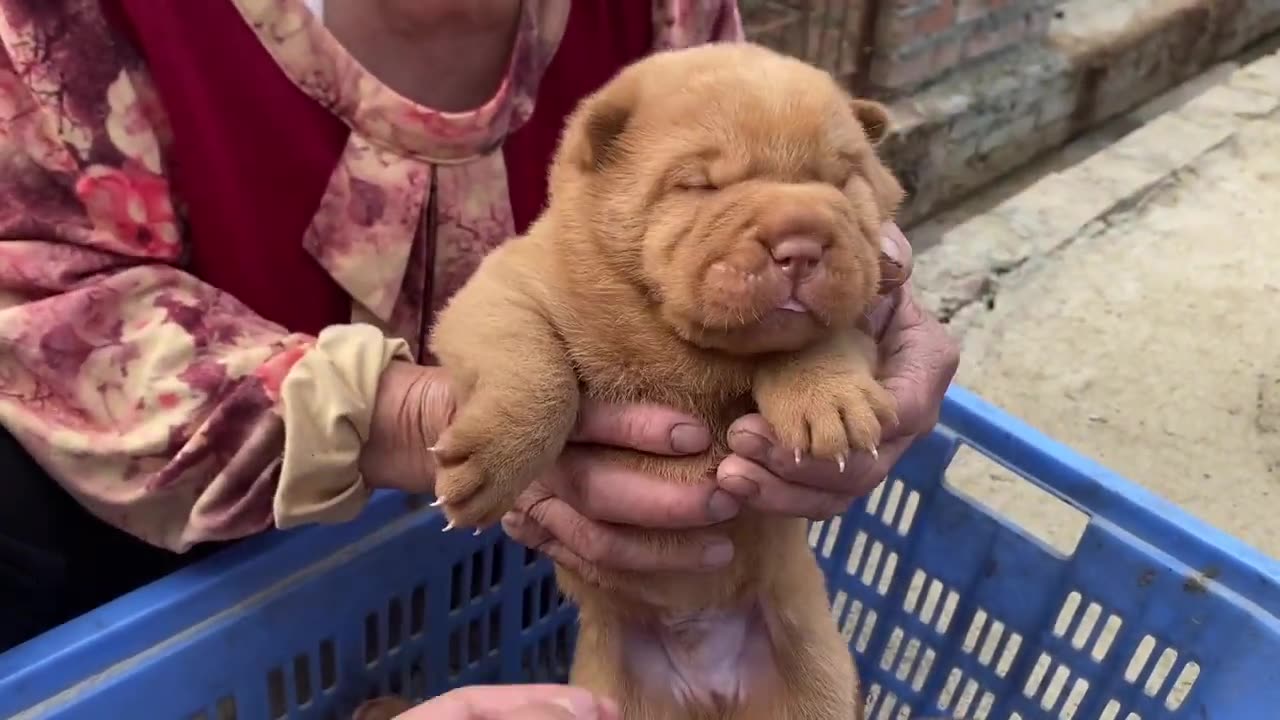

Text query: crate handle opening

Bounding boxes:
[944,445,1090,558]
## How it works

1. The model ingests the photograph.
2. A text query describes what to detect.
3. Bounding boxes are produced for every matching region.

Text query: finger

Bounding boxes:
[570,398,711,455]
[399,685,614,720]
[876,286,960,438]
[498,696,620,720]
[878,222,913,294]
[550,449,739,528]
[501,701,578,720]
[502,507,732,576]
[504,494,734,573]
[864,286,903,342]
[724,415,847,489]
[716,453,851,520]
[499,696,581,712]
[725,415,914,497]
[833,434,915,499]
[500,503,555,552]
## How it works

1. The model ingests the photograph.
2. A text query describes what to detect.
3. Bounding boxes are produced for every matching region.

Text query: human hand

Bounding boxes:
[500,397,743,580]
[363,224,955,571]
[359,361,457,494]
[360,361,738,576]
[715,223,960,520]
[354,685,619,720]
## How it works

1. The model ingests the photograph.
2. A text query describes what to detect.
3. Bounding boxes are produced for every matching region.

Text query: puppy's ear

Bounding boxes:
[865,157,906,220]
[850,98,891,145]
[559,71,640,173]
[848,98,902,216]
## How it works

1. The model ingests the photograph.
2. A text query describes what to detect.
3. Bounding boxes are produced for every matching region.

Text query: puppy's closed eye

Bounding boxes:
[829,152,864,189]
[668,168,717,192]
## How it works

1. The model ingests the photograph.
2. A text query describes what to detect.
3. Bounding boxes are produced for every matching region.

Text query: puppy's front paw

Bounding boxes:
[755,366,896,465]
[431,394,553,530]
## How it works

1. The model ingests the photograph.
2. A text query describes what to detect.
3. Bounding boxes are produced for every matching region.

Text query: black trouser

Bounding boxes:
[0,426,220,652]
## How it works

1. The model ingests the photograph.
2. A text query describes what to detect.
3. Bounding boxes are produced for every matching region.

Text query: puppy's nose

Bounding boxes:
[769,236,825,281]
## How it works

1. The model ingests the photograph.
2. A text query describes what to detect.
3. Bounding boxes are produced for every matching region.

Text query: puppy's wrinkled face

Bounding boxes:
[552,43,904,356]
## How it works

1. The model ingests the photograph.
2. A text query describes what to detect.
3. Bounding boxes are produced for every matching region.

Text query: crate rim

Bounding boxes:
[0,490,426,717]
[940,384,1280,611]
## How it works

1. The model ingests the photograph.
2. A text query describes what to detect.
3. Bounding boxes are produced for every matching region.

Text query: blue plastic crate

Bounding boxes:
[2,385,1278,719]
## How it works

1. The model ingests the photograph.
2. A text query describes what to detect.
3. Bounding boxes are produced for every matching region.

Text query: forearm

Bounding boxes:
[0,263,412,551]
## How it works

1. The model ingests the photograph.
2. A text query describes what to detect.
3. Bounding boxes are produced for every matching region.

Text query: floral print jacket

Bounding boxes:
[0,0,743,551]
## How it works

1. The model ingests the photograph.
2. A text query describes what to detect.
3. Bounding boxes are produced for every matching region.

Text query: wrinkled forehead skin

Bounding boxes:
[618,45,873,183]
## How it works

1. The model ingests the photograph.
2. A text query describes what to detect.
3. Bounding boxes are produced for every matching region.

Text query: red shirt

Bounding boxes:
[104,0,655,336]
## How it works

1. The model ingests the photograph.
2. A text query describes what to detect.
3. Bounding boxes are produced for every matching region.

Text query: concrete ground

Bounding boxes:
[913,50,1280,559]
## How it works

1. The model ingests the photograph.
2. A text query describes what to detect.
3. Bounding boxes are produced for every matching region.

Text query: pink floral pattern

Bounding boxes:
[0,0,743,550]
[76,162,182,260]
[232,0,574,350]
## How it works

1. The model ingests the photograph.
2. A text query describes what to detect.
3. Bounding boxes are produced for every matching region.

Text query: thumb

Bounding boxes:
[878,221,913,294]
[394,685,617,720]
[494,700,581,720]
[875,286,959,438]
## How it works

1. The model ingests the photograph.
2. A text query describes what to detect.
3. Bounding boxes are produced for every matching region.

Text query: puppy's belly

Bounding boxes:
[623,603,776,712]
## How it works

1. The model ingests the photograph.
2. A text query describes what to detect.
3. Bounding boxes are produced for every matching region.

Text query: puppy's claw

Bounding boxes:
[429,496,446,508]
[871,446,880,460]
[442,521,455,533]
[473,528,483,537]
[794,448,803,465]
[837,454,847,473]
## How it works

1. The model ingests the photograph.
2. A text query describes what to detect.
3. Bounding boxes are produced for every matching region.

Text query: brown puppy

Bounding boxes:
[428,43,903,720]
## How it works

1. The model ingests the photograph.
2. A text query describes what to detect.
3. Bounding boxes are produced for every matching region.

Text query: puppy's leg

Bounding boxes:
[427,244,579,529]
[752,546,862,720]
[749,330,890,720]
[571,613,712,720]
[569,612,645,719]
[752,328,896,466]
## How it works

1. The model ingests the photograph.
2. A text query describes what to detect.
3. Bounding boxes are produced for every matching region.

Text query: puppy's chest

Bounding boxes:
[573,349,753,427]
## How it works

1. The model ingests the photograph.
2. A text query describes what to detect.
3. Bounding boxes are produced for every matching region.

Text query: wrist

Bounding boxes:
[359,361,453,492]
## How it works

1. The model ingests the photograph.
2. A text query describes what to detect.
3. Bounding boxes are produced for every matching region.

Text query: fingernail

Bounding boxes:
[880,230,905,267]
[727,429,771,456]
[670,423,711,454]
[702,540,735,568]
[707,490,740,521]
[879,230,908,293]
[878,266,904,294]
[500,511,523,532]
[719,474,760,499]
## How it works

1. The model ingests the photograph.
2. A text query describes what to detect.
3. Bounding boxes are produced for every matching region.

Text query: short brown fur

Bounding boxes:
[429,43,905,720]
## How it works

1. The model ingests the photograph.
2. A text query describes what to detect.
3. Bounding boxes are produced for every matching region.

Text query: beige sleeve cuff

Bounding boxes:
[274,323,412,529]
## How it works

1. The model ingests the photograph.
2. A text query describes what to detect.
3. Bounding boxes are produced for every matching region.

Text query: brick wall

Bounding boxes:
[743,0,1280,225]
[741,1,868,82]
[743,0,1059,97]
[871,0,1057,94]
[881,0,1280,224]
